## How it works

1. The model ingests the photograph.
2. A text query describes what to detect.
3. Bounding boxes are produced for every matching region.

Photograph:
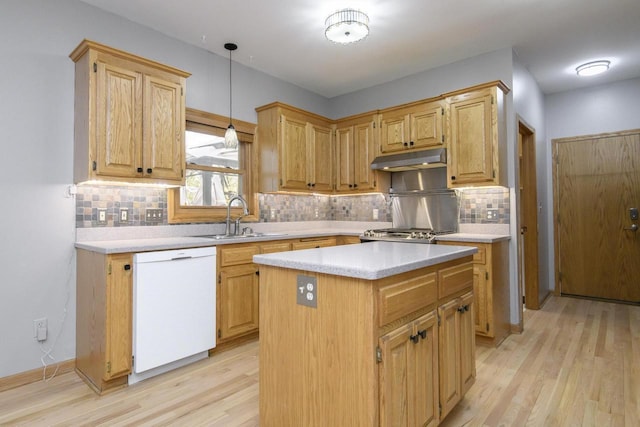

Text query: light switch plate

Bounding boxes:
[296,275,317,308]
[97,208,107,225]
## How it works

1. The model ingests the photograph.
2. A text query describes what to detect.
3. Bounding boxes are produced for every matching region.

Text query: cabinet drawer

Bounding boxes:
[441,241,486,264]
[219,245,260,267]
[260,241,291,254]
[291,237,337,250]
[378,272,437,327]
[438,261,474,299]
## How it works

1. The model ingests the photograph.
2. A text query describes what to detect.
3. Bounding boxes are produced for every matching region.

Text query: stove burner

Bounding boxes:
[360,228,454,243]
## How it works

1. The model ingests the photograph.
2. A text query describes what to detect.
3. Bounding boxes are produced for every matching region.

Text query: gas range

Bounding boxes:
[359,228,455,244]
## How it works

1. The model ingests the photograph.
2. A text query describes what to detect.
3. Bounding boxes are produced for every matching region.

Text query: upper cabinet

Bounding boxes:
[70,39,189,185]
[379,100,445,154]
[446,82,509,188]
[335,113,388,193]
[257,103,333,193]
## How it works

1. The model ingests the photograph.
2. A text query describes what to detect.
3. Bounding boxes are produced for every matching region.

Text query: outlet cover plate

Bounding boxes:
[296,275,317,308]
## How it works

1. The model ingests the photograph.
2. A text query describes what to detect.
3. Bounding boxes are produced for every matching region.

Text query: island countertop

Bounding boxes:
[253,241,477,280]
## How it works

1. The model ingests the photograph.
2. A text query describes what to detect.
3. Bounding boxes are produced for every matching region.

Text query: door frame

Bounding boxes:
[517,118,542,310]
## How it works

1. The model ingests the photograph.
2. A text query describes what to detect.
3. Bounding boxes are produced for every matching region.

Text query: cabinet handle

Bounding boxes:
[418,329,427,339]
[403,142,408,147]
[409,334,420,344]
[457,306,466,313]
[409,141,414,146]
[353,184,358,188]
[147,168,153,174]
[124,264,131,271]
[255,270,260,276]
[137,167,143,173]
[451,176,456,181]
[349,184,353,188]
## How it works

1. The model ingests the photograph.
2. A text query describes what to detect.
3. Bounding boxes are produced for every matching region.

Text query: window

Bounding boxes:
[168,108,257,223]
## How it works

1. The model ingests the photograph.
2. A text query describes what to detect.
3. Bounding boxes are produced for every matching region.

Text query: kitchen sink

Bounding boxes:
[197,233,287,240]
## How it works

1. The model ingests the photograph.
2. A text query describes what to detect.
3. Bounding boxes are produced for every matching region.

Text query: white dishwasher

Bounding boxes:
[129,246,216,385]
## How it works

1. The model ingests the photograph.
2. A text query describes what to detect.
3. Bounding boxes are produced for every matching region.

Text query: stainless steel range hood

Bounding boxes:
[370,148,446,171]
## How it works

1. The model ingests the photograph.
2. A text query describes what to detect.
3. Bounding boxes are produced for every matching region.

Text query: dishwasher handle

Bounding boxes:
[171,256,193,261]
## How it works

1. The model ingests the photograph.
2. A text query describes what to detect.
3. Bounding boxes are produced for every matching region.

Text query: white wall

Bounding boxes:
[0,0,329,378]
[543,77,640,294]
[512,54,550,306]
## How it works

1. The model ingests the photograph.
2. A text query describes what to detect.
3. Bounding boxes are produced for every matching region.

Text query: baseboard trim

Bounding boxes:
[510,323,523,334]
[0,359,76,393]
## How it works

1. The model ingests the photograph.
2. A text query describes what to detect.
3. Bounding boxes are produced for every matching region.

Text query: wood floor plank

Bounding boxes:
[0,296,638,426]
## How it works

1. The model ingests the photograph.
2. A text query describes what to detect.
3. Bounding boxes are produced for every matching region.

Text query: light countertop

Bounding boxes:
[253,241,477,280]
[436,233,510,243]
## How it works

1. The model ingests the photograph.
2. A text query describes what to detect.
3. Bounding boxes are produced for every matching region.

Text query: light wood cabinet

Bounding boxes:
[438,291,475,420]
[446,82,508,187]
[70,39,189,185]
[290,236,337,250]
[256,103,333,193]
[259,255,474,426]
[337,235,362,245]
[439,240,510,346]
[76,250,133,393]
[335,114,388,193]
[379,311,439,427]
[379,100,445,154]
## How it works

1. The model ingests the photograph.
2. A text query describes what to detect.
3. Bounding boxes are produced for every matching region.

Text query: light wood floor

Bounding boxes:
[1,296,638,426]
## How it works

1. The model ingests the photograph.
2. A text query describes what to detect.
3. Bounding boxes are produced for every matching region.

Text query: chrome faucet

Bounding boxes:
[225,195,249,236]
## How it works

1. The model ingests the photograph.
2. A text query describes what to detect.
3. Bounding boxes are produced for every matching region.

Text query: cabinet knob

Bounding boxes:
[403,142,408,147]
[451,176,456,181]
[353,184,358,188]
[349,184,353,188]
[147,168,153,174]
[457,306,466,313]
[409,334,420,344]
[137,167,143,173]
[124,264,131,271]
[409,141,414,146]
[418,329,427,339]
[311,183,315,188]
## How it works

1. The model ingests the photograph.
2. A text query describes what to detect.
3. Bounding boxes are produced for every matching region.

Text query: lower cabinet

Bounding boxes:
[76,250,133,393]
[290,236,337,250]
[379,311,439,427]
[438,291,475,419]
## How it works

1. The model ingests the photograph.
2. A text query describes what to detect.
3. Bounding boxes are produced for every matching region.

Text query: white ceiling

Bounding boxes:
[79,0,640,98]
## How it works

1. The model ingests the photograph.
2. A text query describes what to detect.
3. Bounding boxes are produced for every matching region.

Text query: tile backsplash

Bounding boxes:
[75,185,508,228]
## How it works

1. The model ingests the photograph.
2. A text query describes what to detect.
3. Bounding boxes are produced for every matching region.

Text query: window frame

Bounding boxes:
[167,107,258,224]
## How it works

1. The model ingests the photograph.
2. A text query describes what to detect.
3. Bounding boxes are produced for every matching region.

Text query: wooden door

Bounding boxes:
[335,125,354,191]
[438,299,461,419]
[410,103,444,149]
[143,75,184,181]
[554,130,640,303]
[95,61,142,178]
[380,112,409,153]
[279,114,308,190]
[458,292,476,395]
[412,312,439,427]
[448,91,494,185]
[519,120,542,309]
[104,254,133,380]
[354,121,377,190]
[219,264,260,340]
[379,323,412,427]
[308,122,333,191]
[473,265,489,336]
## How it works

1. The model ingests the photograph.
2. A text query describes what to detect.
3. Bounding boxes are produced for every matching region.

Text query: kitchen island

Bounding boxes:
[254,242,478,427]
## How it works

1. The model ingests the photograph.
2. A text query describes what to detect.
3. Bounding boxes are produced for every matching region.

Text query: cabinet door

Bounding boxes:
[308,122,333,191]
[143,74,184,181]
[104,254,133,380]
[412,312,439,427]
[380,113,410,153]
[474,265,490,336]
[379,323,413,427]
[438,298,461,419]
[335,125,355,191]
[448,91,494,185]
[260,241,292,254]
[219,264,259,340]
[95,61,143,179]
[280,114,309,190]
[353,121,377,190]
[411,103,444,149]
[459,292,476,395]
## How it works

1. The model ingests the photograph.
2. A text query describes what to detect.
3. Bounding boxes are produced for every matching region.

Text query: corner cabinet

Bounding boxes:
[256,103,333,193]
[446,81,509,187]
[379,100,445,154]
[76,250,133,394]
[69,39,189,185]
[335,113,389,193]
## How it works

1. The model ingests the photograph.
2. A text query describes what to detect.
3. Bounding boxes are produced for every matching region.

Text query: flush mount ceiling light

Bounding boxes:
[576,60,610,77]
[224,42,239,149]
[325,8,369,44]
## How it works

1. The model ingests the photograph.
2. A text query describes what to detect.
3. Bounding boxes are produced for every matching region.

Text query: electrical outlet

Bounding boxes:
[486,208,498,222]
[314,208,319,218]
[270,208,275,220]
[33,318,47,342]
[372,208,379,220]
[97,208,107,225]
[120,208,129,223]
[296,275,317,308]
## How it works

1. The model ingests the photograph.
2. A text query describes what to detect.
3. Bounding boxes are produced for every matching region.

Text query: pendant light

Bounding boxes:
[224,42,239,149]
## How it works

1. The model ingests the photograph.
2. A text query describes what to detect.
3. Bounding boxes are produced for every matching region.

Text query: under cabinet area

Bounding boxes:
[69,39,189,185]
